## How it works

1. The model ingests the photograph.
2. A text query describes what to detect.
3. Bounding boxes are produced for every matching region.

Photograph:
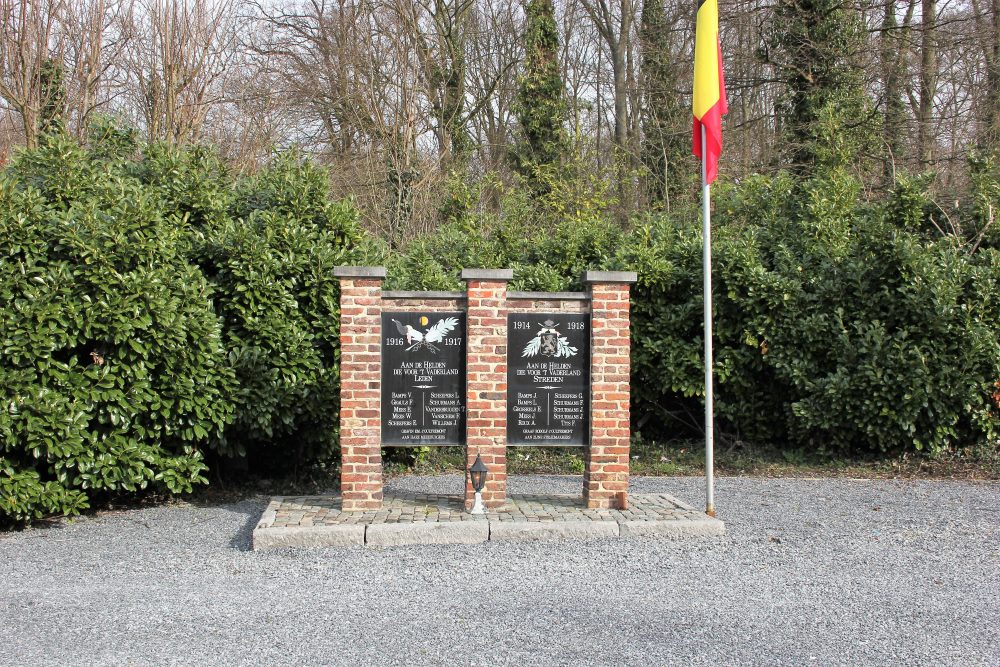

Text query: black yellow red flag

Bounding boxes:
[692,0,727,184]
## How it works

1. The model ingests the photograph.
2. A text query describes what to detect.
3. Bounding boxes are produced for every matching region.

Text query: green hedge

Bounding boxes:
[392,169,1000,456]
[0,133,235,524]
[385,176,620,292]
[198,155,365,463]
[132,142,368,463]
[625,172,1000,454]
[2,128,997,526]
[0,130,368,526]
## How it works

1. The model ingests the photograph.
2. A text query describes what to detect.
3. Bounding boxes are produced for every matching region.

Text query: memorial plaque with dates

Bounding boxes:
[381,312,466,446]
[507,313,590,446]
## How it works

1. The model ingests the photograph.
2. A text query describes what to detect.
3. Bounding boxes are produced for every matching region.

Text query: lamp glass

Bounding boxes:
[469,453,488,493]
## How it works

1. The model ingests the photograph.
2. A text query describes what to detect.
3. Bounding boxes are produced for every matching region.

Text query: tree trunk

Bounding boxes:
[980,0,1000,150]
[917,0,937,166]
[880,0,902,177]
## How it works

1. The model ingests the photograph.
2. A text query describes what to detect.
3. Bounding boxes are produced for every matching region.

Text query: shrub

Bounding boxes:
[378,166,1000,457]
[0,133,235,526]
[195,154,366,464]
[968,151,1000,250]
[622,211,790,444]
[386,174,620,292]
[130,141,373,468]
[622,170,1000,455]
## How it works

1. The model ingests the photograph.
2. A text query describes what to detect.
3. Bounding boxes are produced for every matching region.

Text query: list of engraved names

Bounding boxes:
[381,312,466,445]
[507,313,590,445]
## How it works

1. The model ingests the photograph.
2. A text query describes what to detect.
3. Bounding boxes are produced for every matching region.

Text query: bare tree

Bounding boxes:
[577,0,636,156]
[971,0,1000,150]
[0,0,994,231]
[59,0,133,139]
[0,0,66,148]
[465,0,521,174]
[120,0,240,144]
[917,0,939,165]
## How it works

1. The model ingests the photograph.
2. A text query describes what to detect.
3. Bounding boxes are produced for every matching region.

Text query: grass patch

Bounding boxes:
[406,437,1000,481]
[383,447,466,477]
[630,437,1000,481]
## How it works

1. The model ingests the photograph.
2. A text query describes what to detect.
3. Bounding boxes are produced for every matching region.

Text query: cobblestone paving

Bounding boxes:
[259,492,702,529]
[261,492,483,528]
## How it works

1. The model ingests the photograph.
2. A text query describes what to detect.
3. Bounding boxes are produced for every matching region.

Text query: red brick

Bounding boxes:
[464,275,511,508]
[337,273,386,508]
[585,278,634,508]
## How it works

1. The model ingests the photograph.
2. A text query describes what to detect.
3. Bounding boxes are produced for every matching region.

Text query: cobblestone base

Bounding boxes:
[252,491,724,549]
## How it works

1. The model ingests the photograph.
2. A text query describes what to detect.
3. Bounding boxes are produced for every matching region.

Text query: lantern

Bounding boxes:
[469,453,488,514]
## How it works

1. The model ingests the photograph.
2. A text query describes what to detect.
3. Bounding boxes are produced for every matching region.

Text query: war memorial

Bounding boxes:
[253,267,725,549]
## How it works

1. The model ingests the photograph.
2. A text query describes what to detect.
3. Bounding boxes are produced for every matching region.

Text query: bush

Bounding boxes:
[0,130,373,524]
[622,209,790,443]
[0,133,235,526]
[195,154,366,464]
[386,173,620,292]
[3,124,995,525]
[968,151,1000,250]
[622,170,1000,455]
[131,142,371,465]
[395,166,998,456]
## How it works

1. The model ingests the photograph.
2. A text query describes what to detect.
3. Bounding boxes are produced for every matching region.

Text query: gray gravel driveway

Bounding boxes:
[1,475,998,667]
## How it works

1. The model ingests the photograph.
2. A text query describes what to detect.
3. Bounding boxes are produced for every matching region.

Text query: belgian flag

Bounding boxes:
[692,0,727,184]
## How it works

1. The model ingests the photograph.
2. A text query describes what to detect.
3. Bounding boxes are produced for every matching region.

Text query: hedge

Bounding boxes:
[2,129,997,526]
[0,132,235,524]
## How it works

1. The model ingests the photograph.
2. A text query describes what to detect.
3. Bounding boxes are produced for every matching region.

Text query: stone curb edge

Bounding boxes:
[252,511,725,550]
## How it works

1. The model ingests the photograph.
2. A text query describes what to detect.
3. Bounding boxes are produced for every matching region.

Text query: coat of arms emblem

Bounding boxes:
[521,319,578,358]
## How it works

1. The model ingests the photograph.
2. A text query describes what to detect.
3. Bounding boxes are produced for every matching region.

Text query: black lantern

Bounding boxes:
[469,453,488,493]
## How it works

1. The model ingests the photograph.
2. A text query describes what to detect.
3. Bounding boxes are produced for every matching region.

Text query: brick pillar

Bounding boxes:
[583,271,638,509]
[462,269,513,510]
[332,266,386,511]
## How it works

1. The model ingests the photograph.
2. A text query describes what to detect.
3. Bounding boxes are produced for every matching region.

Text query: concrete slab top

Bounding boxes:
[507,291,590,301]
[582,270,638,284]
[382,290,466,299]
[460,268,515,281]
[252,491,724,549]
[331,266,387,278]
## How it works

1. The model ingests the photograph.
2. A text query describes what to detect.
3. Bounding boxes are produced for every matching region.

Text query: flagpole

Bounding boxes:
[701,125,716,518]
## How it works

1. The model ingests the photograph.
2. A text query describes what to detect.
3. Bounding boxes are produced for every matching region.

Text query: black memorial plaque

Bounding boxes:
[381,312,466,446]
[507,313,590,446]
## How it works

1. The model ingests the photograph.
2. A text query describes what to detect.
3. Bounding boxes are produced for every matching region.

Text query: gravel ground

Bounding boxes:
[1,475,998,667]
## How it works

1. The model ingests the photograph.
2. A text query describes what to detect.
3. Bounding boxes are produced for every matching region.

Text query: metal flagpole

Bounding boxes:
[701,125,716,518]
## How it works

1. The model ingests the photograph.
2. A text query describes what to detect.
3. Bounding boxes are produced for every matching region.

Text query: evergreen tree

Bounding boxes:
[513,0,568,194]
[639,0,690,209]
[771,0,872,174]
[38,58,67,136]
[878,0,911,181]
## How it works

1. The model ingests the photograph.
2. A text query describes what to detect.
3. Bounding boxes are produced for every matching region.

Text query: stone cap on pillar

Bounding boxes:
[332,266,387,279]
[461,268,514,282]
[582,270,638,284]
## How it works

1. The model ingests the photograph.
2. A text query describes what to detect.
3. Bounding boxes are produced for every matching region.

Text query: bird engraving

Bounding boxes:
[391,317,459,353]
